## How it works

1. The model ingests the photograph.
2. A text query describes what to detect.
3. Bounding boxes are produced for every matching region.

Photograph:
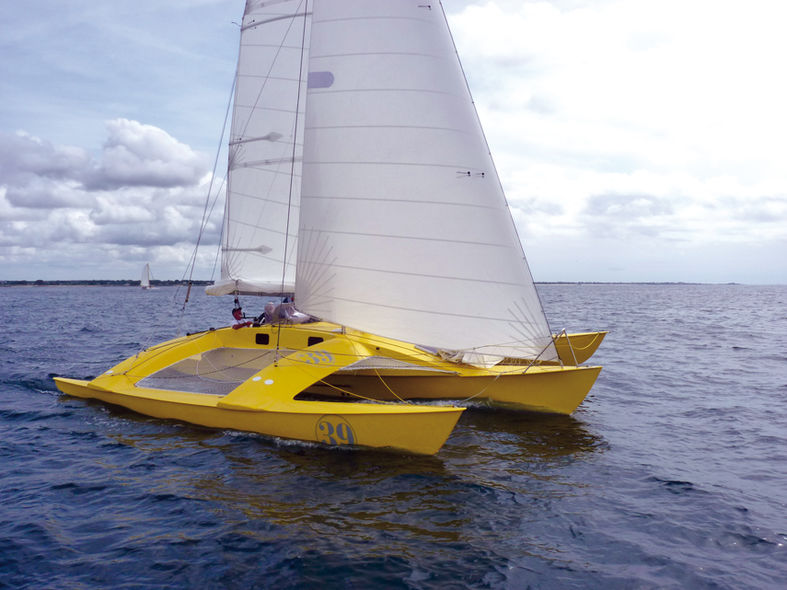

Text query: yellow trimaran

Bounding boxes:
[55,323,603,455]
[55,1,605,455]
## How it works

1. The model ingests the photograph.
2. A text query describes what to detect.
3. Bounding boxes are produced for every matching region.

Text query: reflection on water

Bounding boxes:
[90,401,605,571]
[451,408,605,461]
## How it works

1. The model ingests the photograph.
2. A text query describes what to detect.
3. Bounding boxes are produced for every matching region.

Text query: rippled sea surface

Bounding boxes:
[1,284,785,589]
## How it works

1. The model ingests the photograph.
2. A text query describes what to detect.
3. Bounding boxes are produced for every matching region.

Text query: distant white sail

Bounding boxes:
[295,1,556,364]
[141,263,151,289]
[207,0,310,296]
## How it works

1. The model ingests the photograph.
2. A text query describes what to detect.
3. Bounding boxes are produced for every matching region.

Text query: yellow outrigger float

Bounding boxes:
[553,331,608,366]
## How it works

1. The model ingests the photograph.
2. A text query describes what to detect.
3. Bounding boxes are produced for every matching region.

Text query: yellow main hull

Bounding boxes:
[319,364,601,414]
[54,321,602,454]
[305,325,602,414]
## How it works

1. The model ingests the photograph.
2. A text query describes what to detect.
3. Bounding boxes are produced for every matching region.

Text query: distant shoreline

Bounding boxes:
[0,280,742,287]
[0,280,212,287]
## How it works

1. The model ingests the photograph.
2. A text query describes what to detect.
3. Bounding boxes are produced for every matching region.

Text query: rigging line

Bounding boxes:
[555,328,575,367]
[372,368,407,403]
[458,372,502,404]
[507,338,560,378]
[314,378,409,405]
[122,332,209,378]
[209,176,228,283]
[179,72,237,312]
[184,79,235,284]
[276,0,308,359]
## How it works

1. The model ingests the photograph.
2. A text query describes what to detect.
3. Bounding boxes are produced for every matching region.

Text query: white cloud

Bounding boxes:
[0,120,221,278]
[0,131,89,185]
[446,0,787,282]
[84,119,207,190]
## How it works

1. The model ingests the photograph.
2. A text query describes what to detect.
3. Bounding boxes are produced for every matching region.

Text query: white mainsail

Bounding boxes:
[295,0,556,364]
[208,0,310,296]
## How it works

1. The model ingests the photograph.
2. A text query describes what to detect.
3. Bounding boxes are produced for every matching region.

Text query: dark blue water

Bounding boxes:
[1,284,785,589]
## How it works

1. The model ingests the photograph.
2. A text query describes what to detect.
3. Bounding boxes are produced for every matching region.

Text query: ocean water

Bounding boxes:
[1,283,785,589]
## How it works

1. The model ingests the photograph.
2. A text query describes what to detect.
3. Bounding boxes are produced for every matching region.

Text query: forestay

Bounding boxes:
[207,0,309,296]
[295,0,557,365]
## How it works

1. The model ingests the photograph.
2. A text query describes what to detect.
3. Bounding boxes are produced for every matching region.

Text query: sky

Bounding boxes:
[1,0,785,284]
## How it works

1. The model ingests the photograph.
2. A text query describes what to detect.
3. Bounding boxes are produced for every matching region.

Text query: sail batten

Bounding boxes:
[311,51,448,59]
[301,194,498,211]
[231,158,301,170]
[242,12,308,31]
[230,135,290,146]
[297,232,512,249]
[307,126,472,137]
[296,260,531,288]
[300,160,485,169]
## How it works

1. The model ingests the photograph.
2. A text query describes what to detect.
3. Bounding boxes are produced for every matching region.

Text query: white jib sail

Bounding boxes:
[296,0,557,364]
[208,0,310,296]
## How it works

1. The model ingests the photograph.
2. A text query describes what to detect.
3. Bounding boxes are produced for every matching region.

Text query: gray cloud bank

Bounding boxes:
[0,119,220,279]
